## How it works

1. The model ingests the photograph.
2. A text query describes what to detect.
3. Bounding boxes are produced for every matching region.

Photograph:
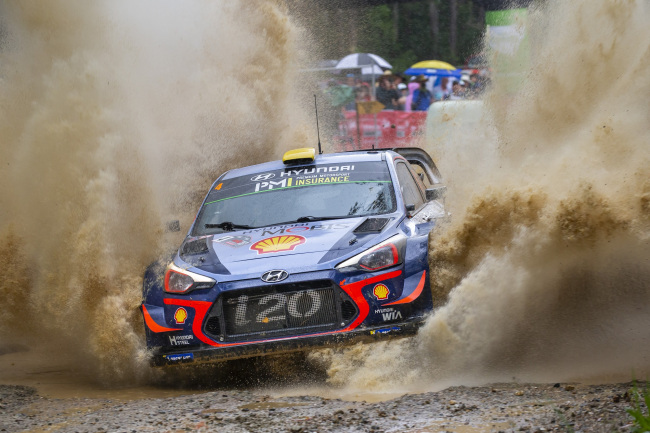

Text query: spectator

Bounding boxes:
[433,76,451,101]
[325,79,355,108]
[375,74,399,110]
[410,75,433,111]
[469,73,480,90]
[404,81,420,112]
[449,80,465,100]
[466,73,484,98]
[345,73,356,87]
[393,73,405,88]
[397,83,408,110]
[355,85,371,103]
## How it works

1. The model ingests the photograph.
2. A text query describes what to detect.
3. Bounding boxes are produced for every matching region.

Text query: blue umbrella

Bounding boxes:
[404,60,462,78]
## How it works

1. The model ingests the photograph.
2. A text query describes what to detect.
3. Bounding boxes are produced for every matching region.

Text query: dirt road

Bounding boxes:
[0,380,641,432]
[0,345,645,432]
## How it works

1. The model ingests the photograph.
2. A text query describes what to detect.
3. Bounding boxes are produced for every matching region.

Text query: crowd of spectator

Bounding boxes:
[324,69,489,113]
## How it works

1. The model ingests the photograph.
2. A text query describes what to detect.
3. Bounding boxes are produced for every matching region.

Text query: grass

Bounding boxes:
[627,381,650,433]
[553,407,575,433]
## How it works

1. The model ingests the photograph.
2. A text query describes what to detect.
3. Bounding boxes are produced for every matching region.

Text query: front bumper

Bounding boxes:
[143,265,432,367]
[151,317,426,367]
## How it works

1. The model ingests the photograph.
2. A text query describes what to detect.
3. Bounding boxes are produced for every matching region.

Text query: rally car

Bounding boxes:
[141,147,447,366]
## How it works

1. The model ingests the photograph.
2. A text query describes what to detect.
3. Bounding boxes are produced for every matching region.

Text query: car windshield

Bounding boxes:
[193,161,396,235]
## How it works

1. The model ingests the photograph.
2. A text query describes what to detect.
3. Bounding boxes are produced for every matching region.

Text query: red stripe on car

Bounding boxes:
[384,270,426,306]
[142,304,182,333]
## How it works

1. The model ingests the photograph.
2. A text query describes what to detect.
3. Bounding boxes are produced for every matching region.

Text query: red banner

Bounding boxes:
[335,110,427,151]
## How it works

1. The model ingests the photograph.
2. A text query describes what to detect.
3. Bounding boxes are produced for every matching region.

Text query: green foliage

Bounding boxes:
[362,0,485,68]
[553,407,575,433]
[627,382,650,433]
[301,0,486,72]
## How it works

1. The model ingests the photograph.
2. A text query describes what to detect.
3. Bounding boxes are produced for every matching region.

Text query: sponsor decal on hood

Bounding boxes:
[250,235,306,254]
[211,219,362,264]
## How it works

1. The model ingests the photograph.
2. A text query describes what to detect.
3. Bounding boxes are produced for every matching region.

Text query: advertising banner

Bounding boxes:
[336,110,427,151]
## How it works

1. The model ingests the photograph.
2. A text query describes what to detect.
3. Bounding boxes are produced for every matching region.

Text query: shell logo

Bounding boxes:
[174,307,188,324]
[250,235,306,255]
[373,284,390,300]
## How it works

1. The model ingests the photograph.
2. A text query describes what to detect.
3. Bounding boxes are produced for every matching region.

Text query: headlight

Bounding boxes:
[164,263,216,294]
[358,243,399,270]
[336,235,406,272]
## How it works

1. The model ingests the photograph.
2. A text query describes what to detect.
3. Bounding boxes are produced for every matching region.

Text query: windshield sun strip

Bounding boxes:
[204,180,392,206]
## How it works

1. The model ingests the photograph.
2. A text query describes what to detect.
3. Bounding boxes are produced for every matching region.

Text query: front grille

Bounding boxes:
[205,316,221,336]
[204,280,358,342]
[341,299,357,321]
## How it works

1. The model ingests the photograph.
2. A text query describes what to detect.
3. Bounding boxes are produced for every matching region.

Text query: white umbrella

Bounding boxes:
[359,64,385,76]
[335,53,392,149]
[335,53,392,100]
[335,53,392,71]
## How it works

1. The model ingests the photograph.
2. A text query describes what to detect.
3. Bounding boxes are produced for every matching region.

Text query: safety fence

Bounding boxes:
[334,110,427,151]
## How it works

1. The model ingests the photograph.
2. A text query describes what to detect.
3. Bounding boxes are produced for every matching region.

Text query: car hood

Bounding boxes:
[181,217,393,275]
[211,218,362,263]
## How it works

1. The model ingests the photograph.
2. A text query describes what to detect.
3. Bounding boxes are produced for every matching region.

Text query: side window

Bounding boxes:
[411,162,433,189]
[395,162,425,210]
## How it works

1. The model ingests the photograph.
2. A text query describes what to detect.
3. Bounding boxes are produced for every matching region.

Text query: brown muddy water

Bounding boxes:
[0,0,649,405]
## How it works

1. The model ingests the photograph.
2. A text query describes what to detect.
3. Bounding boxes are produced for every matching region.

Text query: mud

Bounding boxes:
[0,380,643,432]
[311,0,650,394]
[1,0,649,431]
[0,345,646,432]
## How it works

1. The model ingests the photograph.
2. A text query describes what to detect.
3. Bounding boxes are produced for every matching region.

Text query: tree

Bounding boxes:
[288,0,487,70]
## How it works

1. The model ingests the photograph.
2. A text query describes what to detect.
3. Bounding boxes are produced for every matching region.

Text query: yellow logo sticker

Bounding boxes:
[250,235,306,255]
[373,284,390,300]
[174,307,188,324]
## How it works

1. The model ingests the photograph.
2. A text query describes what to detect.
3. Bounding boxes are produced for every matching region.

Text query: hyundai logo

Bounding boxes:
[251,173,275,181]
[261,270,289,283]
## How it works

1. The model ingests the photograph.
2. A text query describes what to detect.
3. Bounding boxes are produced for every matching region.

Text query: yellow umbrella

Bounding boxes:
[409,60,457,70]
[404,60,461,78]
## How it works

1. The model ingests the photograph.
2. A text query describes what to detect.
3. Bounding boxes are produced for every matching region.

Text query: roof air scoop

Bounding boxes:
[353,218,391,234]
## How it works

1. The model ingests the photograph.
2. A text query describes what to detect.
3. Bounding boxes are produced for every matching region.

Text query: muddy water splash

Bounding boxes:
[0,0,312,383]
[317,0,650,392]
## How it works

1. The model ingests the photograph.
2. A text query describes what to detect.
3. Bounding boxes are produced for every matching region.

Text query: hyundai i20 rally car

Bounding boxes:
[141,147,447,366]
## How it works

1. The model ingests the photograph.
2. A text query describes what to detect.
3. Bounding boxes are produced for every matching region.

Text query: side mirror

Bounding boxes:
[425,186,447,201]
[166,220,181,232]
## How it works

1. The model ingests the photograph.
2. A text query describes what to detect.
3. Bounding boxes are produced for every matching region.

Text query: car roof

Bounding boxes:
[221,150,394,180]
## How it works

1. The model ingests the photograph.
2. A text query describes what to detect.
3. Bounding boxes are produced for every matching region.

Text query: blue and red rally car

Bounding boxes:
[141,147,446,366]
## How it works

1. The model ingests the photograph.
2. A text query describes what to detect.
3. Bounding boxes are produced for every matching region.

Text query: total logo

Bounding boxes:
[373,284,390,300]
[250,235,306,254]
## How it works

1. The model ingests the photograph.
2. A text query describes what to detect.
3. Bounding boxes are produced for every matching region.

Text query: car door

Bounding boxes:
[393,159,441,308]
[395,160,443,227]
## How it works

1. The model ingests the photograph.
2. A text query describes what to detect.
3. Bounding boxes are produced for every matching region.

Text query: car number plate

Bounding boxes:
[223,288,337,336]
